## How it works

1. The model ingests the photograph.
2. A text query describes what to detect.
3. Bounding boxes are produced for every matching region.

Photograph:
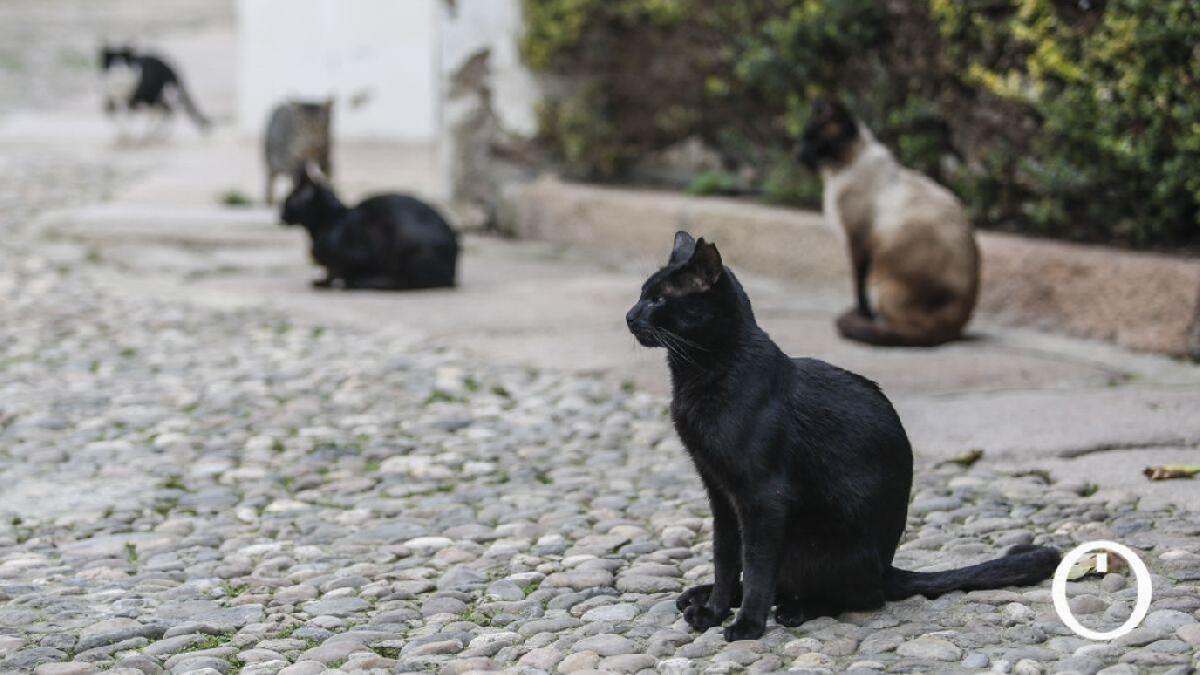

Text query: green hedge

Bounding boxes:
[522,0,1200,248]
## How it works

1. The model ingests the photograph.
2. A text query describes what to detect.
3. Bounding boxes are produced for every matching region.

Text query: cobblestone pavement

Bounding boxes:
[1,157,1199,675]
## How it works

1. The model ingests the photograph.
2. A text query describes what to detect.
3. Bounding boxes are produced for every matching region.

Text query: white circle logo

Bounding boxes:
[1052,540,1152,640]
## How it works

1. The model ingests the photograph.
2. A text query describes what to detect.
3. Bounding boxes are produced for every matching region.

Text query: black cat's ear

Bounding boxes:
[673,237,723,292]
[690,238,723,287]
[668,231,696,266]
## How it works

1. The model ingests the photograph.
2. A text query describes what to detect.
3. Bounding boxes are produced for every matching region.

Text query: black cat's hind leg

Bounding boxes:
[774,543,886,630]
[344,275,402,291]
[311,272,337,289]
[775,595,831,628]
[677,582,743,612]
[676,584,711,612]
[774,595,809,628]
[775,595,879,628]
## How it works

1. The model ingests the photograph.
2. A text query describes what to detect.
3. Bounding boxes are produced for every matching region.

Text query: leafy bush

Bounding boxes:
[523,0,1200,248]
[687,170,740,197]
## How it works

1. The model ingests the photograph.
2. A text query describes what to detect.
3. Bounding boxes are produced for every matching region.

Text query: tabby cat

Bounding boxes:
[264,99,333,205]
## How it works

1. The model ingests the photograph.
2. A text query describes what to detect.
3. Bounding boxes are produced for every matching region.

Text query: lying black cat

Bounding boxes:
[626,232,1060,641]
[281,166,458,290]
[100,45,210,133]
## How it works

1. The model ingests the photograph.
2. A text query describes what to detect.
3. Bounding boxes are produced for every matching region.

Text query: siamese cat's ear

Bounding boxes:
[675,237,723,292]
[668,230,697,266]
[813,99,853,138]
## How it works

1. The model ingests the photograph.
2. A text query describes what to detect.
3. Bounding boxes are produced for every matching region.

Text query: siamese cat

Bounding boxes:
[796,100,980,347]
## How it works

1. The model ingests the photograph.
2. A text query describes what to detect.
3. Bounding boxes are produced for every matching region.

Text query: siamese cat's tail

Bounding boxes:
[883,544,1060,601]
[171,78,211,132]
[836,311,958,348]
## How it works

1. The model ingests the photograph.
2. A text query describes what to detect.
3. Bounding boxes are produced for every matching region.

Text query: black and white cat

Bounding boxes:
[627,232,1060,641]
[100,44,210,138]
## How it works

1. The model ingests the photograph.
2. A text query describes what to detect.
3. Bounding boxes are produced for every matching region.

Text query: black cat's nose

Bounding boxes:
[625,305,640,329]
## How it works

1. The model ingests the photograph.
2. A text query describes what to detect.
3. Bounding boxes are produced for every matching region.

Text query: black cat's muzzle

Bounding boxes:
[626,305,661,347]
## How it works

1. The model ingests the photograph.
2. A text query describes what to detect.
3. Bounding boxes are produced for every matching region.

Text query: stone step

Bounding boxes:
[38,204,288,248]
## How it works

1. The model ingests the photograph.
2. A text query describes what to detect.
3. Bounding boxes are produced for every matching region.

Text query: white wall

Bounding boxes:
[438,0,539,138]
[236,0,438,141]
[436,0,541,203]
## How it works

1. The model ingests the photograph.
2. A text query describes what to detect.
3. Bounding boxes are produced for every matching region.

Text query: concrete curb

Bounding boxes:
[979,232,1200,359]
[503,177,848,287]
[503,177,1200,359]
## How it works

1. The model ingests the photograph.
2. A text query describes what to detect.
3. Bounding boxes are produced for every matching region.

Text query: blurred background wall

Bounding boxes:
[234,0,540,209]
[235,0,439,141]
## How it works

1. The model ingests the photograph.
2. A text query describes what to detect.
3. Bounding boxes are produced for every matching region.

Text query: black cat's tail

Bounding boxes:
[171,77,211,132]
[883,544,1060,601]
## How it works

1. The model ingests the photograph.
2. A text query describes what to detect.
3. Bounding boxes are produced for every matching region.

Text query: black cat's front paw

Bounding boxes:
[683,604,729,632]
[723,617,766,641]
[676,584,713,611]
[311,277,335,289]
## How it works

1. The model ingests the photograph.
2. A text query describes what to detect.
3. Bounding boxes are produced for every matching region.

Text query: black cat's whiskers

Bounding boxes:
[657,327,711,353]
[653,327,708,372]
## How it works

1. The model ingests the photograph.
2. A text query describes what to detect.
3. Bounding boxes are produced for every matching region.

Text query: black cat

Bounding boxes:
[626,231,1060,641]
[100,45,211,132]
[281,166,459,290]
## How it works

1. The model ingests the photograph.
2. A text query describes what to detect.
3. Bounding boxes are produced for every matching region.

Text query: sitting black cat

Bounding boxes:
[281,166,458,290]
[100,45,210,133]
[626,231,1060,641]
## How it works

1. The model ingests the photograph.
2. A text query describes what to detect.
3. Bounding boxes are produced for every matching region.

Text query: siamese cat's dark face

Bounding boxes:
[626,232,725,348]
[795,99,859,169]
